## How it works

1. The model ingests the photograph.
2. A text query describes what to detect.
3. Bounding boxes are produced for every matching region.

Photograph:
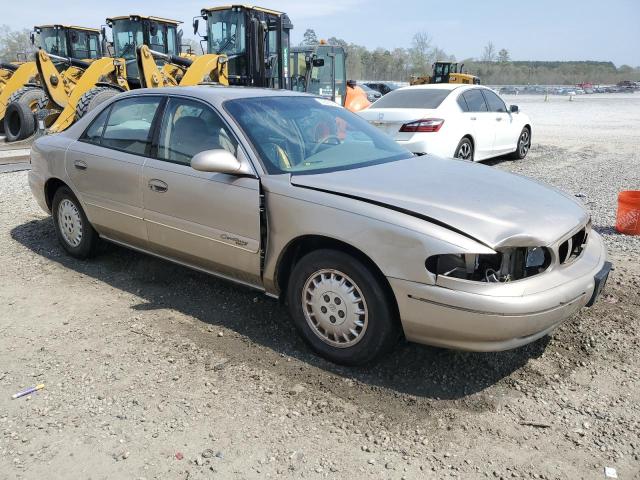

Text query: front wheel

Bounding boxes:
[454,137,474,161]
[52,186,99,259]
[287,249,399,365]
[508,127,531,160]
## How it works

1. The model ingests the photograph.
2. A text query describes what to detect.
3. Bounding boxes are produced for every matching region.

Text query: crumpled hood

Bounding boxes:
[291,155,589,249]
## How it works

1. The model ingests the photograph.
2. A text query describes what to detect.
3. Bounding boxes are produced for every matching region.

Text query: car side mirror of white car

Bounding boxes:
[191,149,252,176]
[510,105,519,113]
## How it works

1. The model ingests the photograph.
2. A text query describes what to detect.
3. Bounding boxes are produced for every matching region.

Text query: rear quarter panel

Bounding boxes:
[29,135,76,212]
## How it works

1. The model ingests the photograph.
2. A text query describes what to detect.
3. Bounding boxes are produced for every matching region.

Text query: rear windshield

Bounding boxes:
[372,89,451,109]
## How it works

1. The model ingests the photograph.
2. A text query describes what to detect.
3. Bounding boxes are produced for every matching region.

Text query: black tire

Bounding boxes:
[7,86,45,109]
[287,249,399,365]
[4,102,36,142]
[75,87,120,120]
[51,186,99,259]
[508,127,531,160]
[454,137,474,161]
[3,86,46,141]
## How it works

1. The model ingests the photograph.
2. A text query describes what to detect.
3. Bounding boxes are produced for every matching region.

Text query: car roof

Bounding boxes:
[399,84,466,91]
[118,86,311,107]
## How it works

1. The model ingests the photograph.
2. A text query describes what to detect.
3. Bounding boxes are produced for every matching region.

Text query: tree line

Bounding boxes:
[2,24,638,85]
[303,29,639,85]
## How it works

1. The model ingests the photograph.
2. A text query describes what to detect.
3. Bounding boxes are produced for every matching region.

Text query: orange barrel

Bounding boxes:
[615,191,640,235]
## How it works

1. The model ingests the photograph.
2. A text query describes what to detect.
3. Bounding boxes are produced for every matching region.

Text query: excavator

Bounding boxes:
[410,61,480,86]
[20,15,229,140]
[290,42,370,112]
[1,24,102,141]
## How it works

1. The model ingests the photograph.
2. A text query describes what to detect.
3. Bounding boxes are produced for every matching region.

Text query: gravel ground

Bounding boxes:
[0,94,639,480]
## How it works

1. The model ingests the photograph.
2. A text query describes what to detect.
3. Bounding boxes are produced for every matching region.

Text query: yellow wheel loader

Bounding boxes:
[0,62,38,135]
[410,62,480,86]
[196,6,369,111]
[1,24,102,141]
[35,15,228,136]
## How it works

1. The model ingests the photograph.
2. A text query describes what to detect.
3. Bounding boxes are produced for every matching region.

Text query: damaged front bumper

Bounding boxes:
[388,231,609,351]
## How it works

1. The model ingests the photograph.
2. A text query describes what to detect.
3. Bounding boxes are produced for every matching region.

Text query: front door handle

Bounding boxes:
[148,179,168,193]
[470,116,477,121]
[73,160,87,170]
[496,117,503,122]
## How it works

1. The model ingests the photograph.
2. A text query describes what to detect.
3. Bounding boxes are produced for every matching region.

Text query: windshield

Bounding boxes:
[208,10,246,55]
[372,88,451,109]
[225,96,411,175]
[39,28,69,57]
[308,47,346,104]
[69,30,101,59]
[112,20,143,60]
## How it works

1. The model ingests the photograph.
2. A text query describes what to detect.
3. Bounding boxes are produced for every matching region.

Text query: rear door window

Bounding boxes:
[456,94,469,112]
[462,89,488,112]
[482,89,507,112]
[101,97,162,156]
[372,89,451,109]
[80,107,111,145]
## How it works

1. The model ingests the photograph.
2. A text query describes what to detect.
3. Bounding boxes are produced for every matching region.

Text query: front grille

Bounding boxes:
[558,227,588,264]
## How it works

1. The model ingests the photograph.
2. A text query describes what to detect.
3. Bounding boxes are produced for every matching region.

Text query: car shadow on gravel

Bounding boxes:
[12,218,550,401]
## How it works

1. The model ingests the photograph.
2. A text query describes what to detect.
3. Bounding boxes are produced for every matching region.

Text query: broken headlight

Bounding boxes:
[426,247,551,283]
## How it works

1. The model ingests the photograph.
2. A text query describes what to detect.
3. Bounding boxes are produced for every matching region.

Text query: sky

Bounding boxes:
[2,0,639,66]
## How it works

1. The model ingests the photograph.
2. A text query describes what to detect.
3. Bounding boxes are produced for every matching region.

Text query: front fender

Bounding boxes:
[261,176,493,294]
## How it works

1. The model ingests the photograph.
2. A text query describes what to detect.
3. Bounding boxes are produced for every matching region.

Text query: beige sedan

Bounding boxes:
[29,86,611,365]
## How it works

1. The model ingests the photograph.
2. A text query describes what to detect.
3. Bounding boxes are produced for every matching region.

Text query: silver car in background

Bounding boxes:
[28,87,611,365]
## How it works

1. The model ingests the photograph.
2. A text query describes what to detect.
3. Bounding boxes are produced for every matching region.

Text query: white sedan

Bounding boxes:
[357,84,532,162]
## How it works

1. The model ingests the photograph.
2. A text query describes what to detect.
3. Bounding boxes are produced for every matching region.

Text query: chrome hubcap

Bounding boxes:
[57,199,83,247]
[302,269,368,348]
[519,130,530,156]
[457,142,472,160]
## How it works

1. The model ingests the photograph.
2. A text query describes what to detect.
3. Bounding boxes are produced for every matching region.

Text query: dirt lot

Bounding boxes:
[1,94,639,480]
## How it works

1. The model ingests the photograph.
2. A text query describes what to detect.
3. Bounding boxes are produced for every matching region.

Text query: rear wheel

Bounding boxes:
[454,137,474,161]
[52,186,99,259]
[287,249,399,365]
[508,127,531,160]
[75,87,120,121]
[3,86,46,141]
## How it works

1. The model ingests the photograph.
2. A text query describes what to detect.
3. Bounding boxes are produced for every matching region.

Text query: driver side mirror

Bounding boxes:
[191,149,253,176]
[510,105,519,113]
[29,32,35,45]
[312,58,325,67]
[193,19,199,36]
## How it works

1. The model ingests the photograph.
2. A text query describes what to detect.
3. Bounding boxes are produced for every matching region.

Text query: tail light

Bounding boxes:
[399,118,444,133]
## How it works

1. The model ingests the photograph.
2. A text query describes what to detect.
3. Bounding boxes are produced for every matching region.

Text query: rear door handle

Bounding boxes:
[470,117,477,121]
[73,160,87,170]
[496,117,503,122]
[148,179,168,193]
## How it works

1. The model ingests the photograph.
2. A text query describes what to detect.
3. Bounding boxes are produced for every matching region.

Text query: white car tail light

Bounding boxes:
[399,118,444,133]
